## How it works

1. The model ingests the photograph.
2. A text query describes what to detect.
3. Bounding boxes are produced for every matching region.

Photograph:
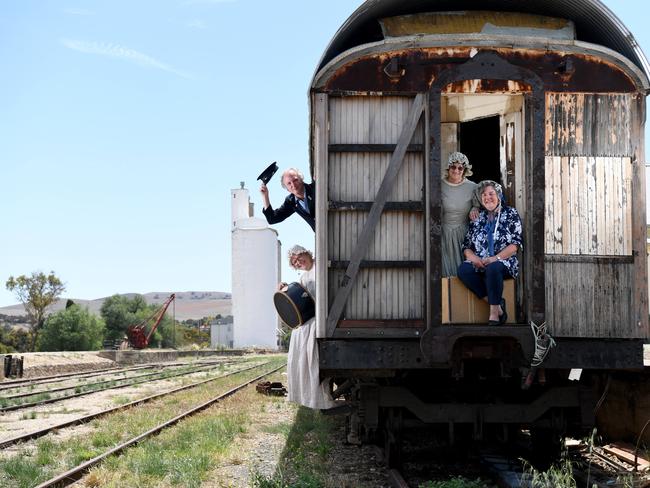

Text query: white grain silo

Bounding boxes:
[231,183,281,348]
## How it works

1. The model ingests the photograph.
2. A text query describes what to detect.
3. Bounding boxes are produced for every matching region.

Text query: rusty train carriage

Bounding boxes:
[307,0,650,450]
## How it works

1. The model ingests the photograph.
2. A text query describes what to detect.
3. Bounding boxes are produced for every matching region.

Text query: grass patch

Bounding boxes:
[522,455,577,488]
[35,439,57,466]
[89,401,249,486]
[262,421,292,437]
[110,395,131,405]
[3,392,52,409]
[0,457,42,488]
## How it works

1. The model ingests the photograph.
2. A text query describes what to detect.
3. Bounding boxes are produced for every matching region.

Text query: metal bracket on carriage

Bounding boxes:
[255,381,288,396]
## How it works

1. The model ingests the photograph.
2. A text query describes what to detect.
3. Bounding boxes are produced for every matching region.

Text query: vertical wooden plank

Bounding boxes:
[314,93,328,338]
[613,157,623,254]
[544,156,553,253]
[560,156,570,253]
[630,95,648,337]
[596,157,606,255]
[623,157,632,255]
[553,156,563,254]
[604,157,615,254]
[572,156,580,254]
[577,156,587,254]
[585,157,595,254]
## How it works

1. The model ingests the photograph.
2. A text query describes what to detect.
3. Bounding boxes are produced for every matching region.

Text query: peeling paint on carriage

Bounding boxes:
[443,79,531,94]
[323,48,638,93]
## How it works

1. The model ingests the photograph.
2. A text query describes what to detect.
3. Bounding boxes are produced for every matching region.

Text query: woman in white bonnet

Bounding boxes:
[282,244,336,410]
[441,151,479,276]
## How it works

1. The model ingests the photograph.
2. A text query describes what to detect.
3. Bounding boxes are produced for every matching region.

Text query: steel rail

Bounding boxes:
[1,360,225,400]
[0,361,233,413]
[0,358,231,391]
[33,364,285,488]
[0,366,124,390]
[590,447,631,473]
[0,362,270,449]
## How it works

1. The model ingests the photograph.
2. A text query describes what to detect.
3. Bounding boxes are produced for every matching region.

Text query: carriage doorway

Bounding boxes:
[460,116,500,184]
[439,92,527,323]
[440,93,525,216]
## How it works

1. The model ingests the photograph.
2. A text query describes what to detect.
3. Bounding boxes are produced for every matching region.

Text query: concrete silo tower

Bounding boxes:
[231,182,281,348]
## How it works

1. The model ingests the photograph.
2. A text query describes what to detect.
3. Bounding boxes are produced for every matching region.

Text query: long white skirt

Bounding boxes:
[286,318,336,410]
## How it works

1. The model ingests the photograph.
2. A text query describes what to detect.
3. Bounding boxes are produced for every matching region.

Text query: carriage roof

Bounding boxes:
[313,0,650,83]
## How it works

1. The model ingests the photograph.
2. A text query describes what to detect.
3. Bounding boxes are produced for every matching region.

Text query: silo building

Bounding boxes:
[231,182,281,348]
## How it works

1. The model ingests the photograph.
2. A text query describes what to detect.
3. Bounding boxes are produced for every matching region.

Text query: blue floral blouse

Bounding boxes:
[461,205,523,277]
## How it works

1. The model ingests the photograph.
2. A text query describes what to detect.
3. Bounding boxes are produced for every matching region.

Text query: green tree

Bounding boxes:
[0,327,31,352]
[100,294,148,340]
[5,271,65,351]
[180,323,209,348]
[38,305,105,351]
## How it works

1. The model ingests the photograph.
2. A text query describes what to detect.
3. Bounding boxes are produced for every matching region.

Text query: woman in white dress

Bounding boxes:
[441,152,479,277]
[281,245,336,410]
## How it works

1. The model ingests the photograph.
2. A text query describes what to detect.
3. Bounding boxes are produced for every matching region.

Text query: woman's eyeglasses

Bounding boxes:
[449,165,464,171]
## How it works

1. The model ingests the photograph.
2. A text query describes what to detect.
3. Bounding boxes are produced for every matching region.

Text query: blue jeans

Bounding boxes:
[457,261,510,305]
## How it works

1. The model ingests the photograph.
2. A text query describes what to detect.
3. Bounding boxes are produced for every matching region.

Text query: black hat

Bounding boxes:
[257,162,278,185]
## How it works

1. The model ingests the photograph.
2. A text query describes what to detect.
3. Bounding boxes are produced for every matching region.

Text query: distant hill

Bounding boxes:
[0,291,231,322]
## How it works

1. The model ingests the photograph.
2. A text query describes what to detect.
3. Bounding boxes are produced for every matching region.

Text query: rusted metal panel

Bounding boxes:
[545,156,632,255]
[545,257,637,338]
[545,93,633,155]
[323,48,637,94]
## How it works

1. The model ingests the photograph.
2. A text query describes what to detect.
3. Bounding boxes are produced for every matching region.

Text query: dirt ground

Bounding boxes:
[202,374,392,488]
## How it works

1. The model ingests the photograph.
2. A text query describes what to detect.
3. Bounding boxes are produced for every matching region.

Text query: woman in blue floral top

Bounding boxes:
[457,180,523,325]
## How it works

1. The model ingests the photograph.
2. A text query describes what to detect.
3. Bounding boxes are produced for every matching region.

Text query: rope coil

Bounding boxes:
[530,321,556,367]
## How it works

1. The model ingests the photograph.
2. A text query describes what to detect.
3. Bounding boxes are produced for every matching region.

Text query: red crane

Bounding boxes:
[126,293,176,349]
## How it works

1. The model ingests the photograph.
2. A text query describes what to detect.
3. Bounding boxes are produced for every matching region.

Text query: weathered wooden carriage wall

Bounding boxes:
[544,93,647,338]
[316,94,427,334]
[312,12,649,341]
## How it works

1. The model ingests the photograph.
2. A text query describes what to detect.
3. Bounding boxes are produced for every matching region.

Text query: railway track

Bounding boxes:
[0,360,225,401]
[0,360,231,412]
[0,358,229,392]
[28,363,285,488]
[0,366,124,390]
[0,361,270,449]
[378,437,650,488]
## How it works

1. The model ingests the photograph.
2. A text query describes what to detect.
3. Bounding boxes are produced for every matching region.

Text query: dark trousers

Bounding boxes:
[457,261,510,305]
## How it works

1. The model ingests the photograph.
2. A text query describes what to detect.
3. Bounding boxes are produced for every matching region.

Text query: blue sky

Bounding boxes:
[1,1,648,307]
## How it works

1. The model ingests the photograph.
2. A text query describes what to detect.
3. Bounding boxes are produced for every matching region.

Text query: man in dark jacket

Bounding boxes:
[260,168,315,231]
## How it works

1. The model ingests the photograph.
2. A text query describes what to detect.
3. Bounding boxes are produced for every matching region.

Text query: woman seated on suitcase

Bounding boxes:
[280,245,336,410]
[457,180,523,325]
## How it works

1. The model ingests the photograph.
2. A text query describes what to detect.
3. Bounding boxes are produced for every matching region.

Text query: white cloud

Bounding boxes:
[60,39,194,79]
[64,8,95,16]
